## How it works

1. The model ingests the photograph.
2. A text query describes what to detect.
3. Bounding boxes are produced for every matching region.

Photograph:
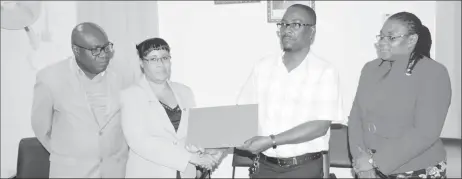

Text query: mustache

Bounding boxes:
[281,35,293,39]
[277,31,292,39]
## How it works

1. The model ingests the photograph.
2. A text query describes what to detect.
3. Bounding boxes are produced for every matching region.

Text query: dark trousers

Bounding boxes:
[250,154,323,178]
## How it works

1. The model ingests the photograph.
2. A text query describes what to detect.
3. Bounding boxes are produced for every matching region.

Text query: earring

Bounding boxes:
[139,65,144,73]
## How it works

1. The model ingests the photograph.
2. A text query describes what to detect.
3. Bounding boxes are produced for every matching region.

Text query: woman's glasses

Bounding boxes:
[376,34,409,42]
[142,56,171,64]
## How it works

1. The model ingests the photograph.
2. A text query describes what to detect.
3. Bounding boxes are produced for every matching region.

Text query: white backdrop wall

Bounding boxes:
[1,1,460,178]
[156,1,459,177]
[0,1,158,177]
[1,2,78,177]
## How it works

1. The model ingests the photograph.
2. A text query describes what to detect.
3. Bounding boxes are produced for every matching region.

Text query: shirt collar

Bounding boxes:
[278,50,313,71]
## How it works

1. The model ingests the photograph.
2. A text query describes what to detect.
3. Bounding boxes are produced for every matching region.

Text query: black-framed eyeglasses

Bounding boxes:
[74,42,114,57]
[376,34,409,42]
[277,22,315,30]
[142,56,172,64]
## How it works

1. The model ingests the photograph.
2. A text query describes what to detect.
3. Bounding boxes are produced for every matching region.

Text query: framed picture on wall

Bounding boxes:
[267,0,315,23]
[214,0,260,5]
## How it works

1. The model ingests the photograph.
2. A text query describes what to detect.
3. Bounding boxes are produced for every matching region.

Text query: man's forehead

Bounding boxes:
[282,7,313,23]
[75,34,108,48]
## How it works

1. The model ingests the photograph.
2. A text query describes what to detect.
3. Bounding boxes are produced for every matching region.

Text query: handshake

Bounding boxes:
[186,145,228,171]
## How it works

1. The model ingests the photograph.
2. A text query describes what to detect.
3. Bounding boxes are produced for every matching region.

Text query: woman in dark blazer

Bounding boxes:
[348,12,451,178]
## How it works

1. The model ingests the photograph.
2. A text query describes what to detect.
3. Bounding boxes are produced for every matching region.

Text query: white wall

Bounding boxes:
[76,1,159,87]
[1,1,459,178]
[435,1,462,139]
[1,2,77,177]
[157,1,459,178]
[0,1,157,177]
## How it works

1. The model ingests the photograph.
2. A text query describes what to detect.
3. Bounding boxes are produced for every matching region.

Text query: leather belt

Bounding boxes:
[260,152,322,167]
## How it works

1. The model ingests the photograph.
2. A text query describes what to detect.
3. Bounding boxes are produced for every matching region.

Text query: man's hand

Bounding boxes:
[353,147,374,173]
[204,148,225,160]
[356,169,377,178]
[236,136,273,154]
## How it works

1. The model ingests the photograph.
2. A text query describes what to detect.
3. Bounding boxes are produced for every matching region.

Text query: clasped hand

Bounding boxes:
[352,147,377,178]
[186,145,226,171]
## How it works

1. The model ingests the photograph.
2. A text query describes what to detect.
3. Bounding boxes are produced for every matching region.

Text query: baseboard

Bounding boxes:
[441,137,462,142]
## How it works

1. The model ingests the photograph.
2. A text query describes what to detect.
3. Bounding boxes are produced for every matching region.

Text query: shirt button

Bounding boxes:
[100,158,103,163]
[99,131,103,136]
[173,141,178,145]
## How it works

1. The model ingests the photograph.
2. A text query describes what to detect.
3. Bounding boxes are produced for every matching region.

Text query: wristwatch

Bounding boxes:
[368,156,379,169]
[368,158,375,166]
[269,135,277,149]
[369,156,388,178]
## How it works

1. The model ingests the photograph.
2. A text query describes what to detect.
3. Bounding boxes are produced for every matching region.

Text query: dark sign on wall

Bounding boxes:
[214,0,261,5]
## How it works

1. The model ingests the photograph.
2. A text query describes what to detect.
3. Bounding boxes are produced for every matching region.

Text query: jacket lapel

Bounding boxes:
[169,81,189,139]
[99,72,122,131]
[139,77,178,136]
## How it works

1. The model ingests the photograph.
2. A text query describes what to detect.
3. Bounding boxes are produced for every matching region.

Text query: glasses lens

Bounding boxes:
[291,23,301,29]
[163,56,171,61]
[276,23,283,29]
[104,44,113,53]
[91,48,102,56]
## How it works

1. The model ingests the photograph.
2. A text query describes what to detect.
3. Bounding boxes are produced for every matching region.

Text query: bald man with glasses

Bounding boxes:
[31,22,130,178]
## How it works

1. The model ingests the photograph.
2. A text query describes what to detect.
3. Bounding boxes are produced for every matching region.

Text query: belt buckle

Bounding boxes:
[277,157,297,168]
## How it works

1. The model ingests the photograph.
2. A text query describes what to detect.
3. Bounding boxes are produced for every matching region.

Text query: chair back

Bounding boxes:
[231,124,353,179]
[328,124,352,168]
[232,148,255,167]
[16,137,50,178]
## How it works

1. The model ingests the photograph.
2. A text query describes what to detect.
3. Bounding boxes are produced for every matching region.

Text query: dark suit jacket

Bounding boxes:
[348,55,451,175]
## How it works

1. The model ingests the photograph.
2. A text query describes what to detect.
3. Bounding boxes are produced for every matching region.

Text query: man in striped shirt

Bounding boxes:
[237,4,344,178]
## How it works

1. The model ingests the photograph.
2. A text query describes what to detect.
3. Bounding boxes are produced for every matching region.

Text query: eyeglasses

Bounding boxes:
[74,42,114,57]
[276,22,315,30]
[376,35,409,42]
[142,56,171,64]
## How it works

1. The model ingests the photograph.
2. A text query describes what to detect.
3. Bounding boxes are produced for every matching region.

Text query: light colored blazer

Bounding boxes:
[31,57,129,178]
[121,76,197,178]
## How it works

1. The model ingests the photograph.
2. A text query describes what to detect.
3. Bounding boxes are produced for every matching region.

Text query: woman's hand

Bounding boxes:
[204,148,228,170]
[357,169,377,178]
[185,144,205,154]
[189,153,217,170]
